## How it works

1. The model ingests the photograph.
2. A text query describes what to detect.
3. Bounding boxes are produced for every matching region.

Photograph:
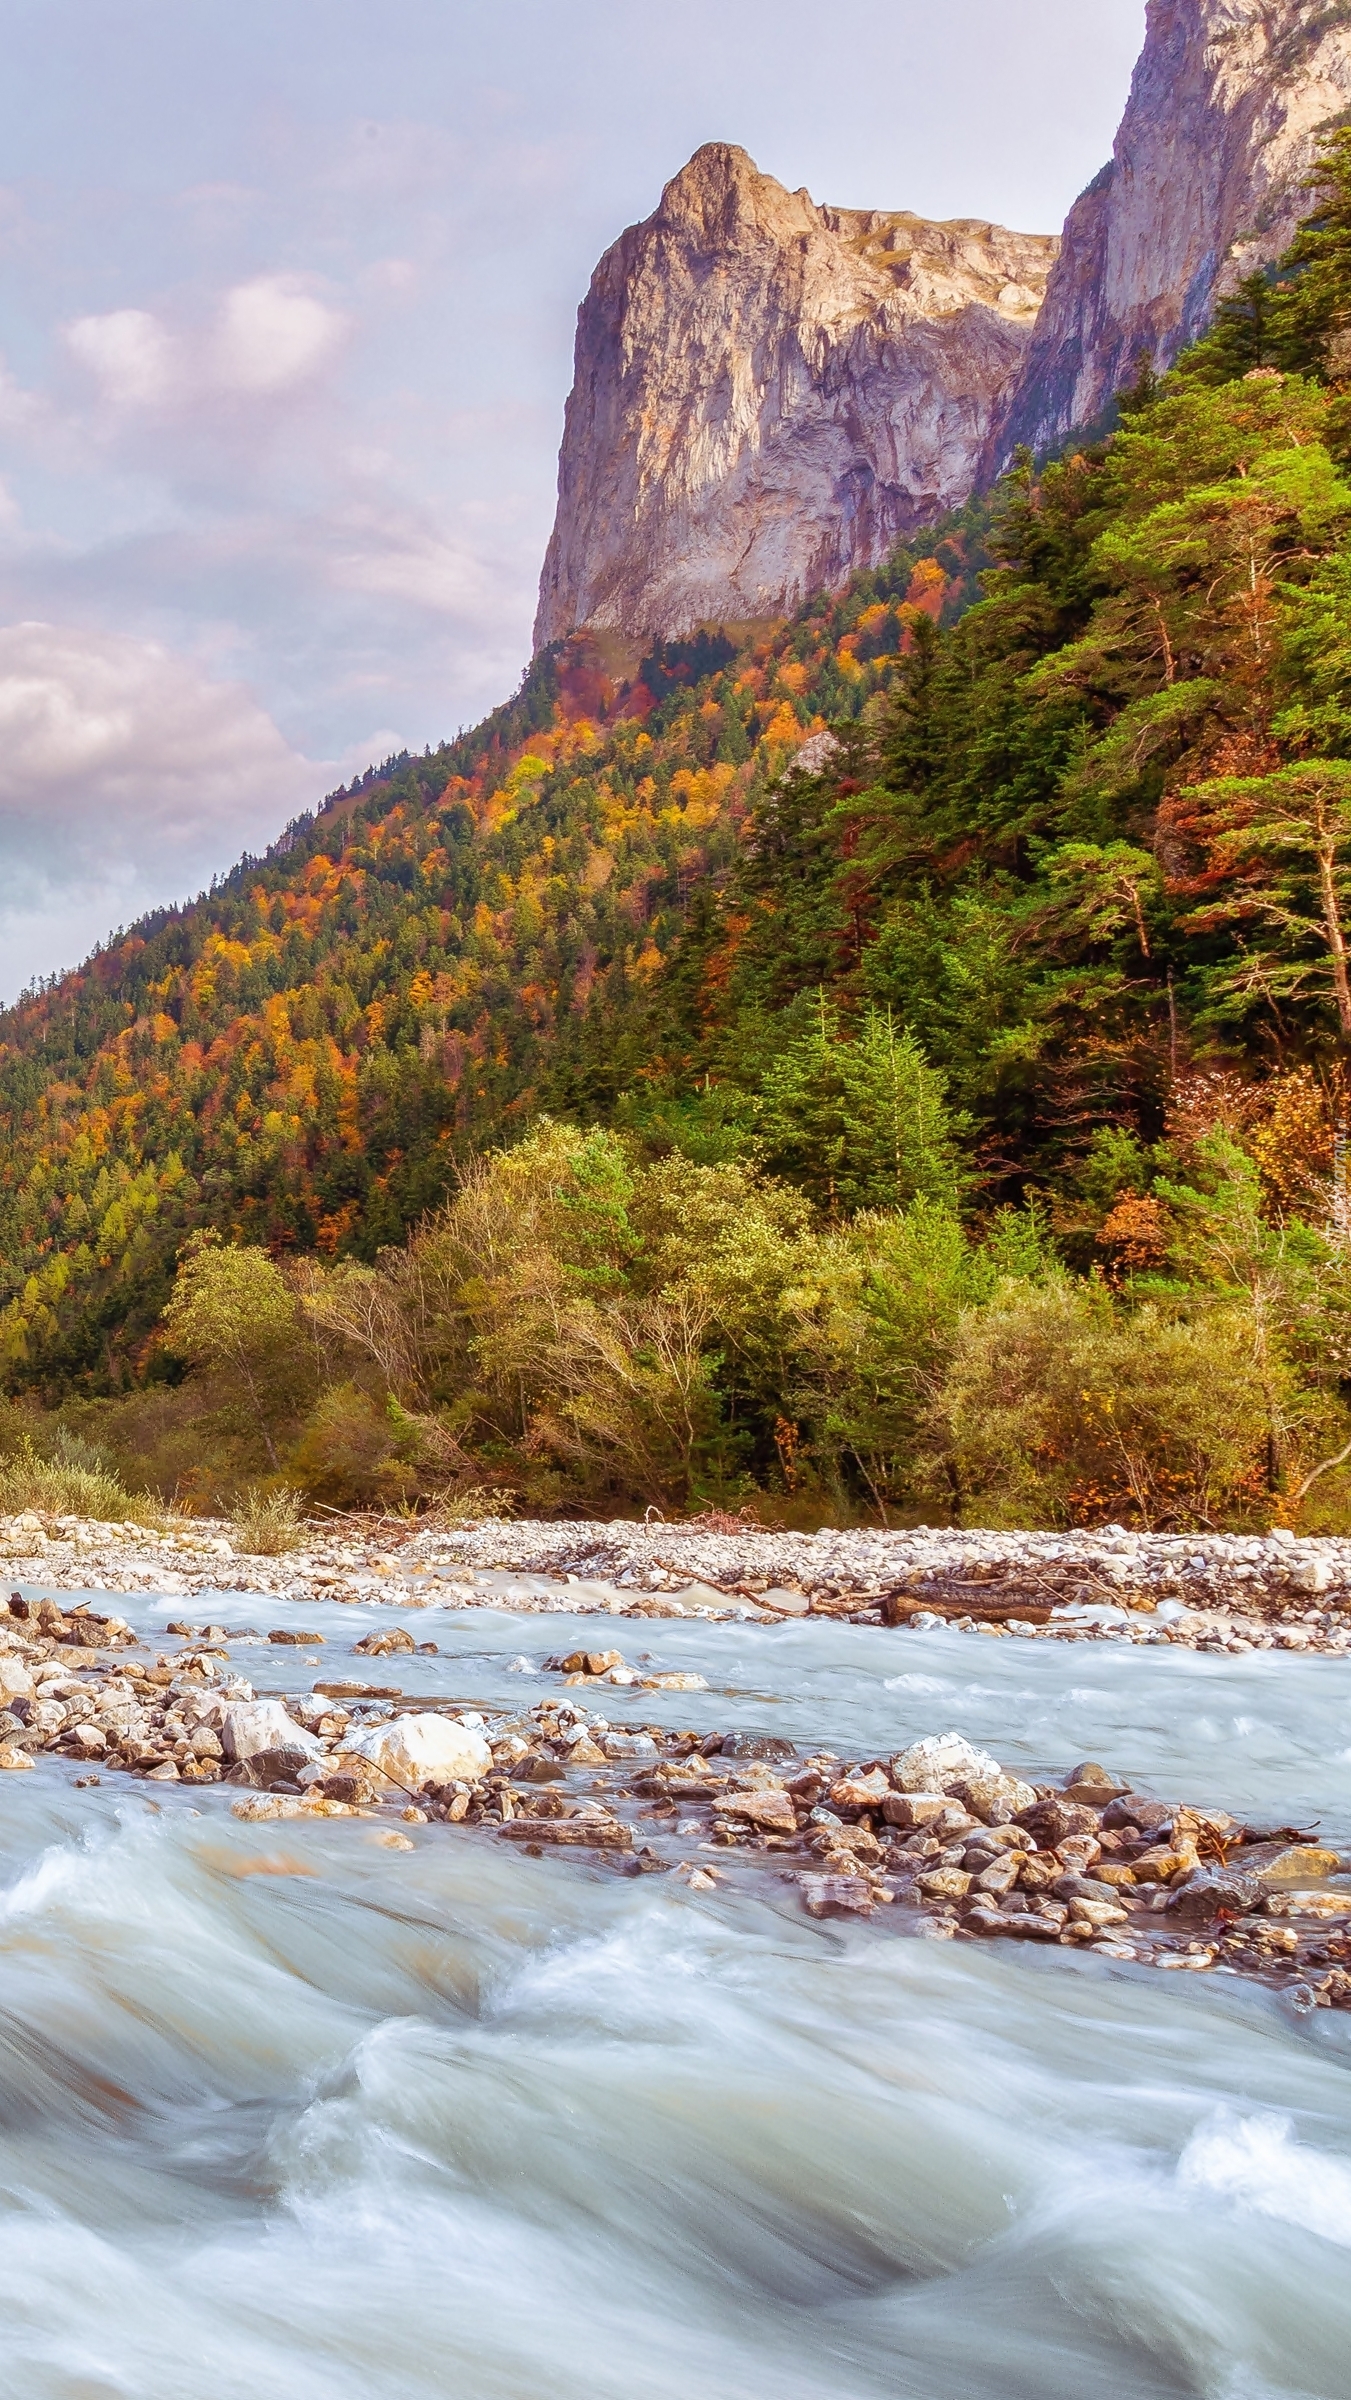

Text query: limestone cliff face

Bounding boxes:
[992,0,1351,467]
[535,144,1057,647]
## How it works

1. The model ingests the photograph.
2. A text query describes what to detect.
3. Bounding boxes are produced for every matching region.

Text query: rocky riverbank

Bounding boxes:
[2,1592,1348,2012]
[4,1511,1351,1650]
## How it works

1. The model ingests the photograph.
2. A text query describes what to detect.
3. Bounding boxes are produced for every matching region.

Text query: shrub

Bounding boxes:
[232,1485,308,1554]
[930,1283,1283,1528]
[426,1485,516,1526]
[162,1235,316,1468]
[0,1436,159,1525]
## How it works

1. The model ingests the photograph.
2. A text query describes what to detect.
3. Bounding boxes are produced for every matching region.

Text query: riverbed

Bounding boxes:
[4,1586,1351,2398]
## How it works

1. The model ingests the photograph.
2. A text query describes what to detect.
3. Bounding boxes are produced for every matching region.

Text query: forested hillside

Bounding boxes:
[10,136,1351,1530]
[0,520,985,1393]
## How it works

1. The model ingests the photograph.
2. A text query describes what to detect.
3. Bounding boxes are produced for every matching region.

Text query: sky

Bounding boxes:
[0,0,1146,999]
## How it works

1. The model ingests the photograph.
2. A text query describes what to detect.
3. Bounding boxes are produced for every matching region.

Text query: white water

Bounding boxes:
[4,1591,1351,2398]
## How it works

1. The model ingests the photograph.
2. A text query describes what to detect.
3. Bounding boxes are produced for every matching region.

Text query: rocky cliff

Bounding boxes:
[535,144,1057,647]
[992,0,1351,467]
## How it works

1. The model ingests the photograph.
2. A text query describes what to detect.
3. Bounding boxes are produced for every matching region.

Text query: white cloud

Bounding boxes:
[64,277,350,421]
[66,308,177,407]
[213,275,350,395]
[0,621,323,998]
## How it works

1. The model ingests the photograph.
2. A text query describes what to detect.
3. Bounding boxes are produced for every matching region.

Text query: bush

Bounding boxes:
[288,1383,429,1506]
[161,1235,317,1468]
[425,1485,517,1526]
[232,1485,309,1554]
[0,1436,159,1525]
[930,1282,1285,1528]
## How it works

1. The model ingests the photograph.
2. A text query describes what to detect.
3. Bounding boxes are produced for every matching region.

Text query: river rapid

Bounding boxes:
[4,1588,1351,2399]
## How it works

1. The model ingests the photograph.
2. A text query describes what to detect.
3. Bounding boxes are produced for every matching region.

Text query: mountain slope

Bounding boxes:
[0,535,974,1392]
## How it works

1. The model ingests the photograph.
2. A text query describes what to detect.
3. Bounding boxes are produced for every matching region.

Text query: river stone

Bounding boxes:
[830,1770,891,1811]
[1054,1873,1137,1908]
[799,1873,874,1918]
[222,1700,324,1766]
[1063,1761,1128,1804]
[947,1765,1038,1822]
[346,1711,492,1792]
[0,1743,33,1770]
[1167,1868,1262,1926]
[551,1649,623,1675]
[1245,1844,1342,1887]
[881,1791,952,1829]
[1125,1799,1178,1836]
[1000,1910,1064,1939]
[717,1787,797,1833]
[1068,1897,1130,1928]
[917,1866,972,1902]
[1131,1843,1195,1882]
[1015,1798,1072,1846]
[1056,1834,1103,1872]
[892,1735,1032,1820]
[0,1656,34,1704]
[601,1732,658,1760]
[498,1814,631,1849]
[1263,1888,1351,1918]
[720,1731,796,1762]
[974,1855,1022,1896]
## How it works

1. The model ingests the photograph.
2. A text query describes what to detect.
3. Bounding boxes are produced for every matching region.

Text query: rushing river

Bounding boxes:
[4,1587,1351,2399]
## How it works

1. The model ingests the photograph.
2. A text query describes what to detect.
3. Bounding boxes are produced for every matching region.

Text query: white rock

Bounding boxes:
[891,1733,1035,1817]
[1290,1556,1333,1594]
[994,0,1351,472]
[344,1713,491,1792]
[220,1699,323,1765]
[0,1655,34,1704]
[892,1733,994,1792]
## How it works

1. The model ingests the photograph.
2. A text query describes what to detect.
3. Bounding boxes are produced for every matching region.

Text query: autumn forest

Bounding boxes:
[9,139,1351,1531]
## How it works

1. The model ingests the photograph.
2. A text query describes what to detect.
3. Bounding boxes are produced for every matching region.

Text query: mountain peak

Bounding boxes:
[534,149,1056,648]
[990,0,1351,466]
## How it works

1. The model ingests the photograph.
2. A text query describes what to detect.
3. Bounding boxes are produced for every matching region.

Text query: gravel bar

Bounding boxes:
[2,1511,1351,1651]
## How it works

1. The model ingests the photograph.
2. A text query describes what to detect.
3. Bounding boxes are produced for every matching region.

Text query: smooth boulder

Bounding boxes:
[0,1655,34,1705]
[221,1699,324,1788]
[345,1712,492,1792]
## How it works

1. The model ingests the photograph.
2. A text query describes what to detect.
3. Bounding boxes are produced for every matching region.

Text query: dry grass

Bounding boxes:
[424,1485,517,1528]
[232,1485,309,1555]
[0,1435,160,1525]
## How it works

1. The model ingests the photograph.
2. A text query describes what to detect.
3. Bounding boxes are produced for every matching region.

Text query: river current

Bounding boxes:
[4,1586,1351,2399]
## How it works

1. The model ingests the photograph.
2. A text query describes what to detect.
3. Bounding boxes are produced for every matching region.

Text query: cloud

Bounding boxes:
[0,620,323,998]
[64,274,350,421]
[213,275,350,395]
[66,307,177,407]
